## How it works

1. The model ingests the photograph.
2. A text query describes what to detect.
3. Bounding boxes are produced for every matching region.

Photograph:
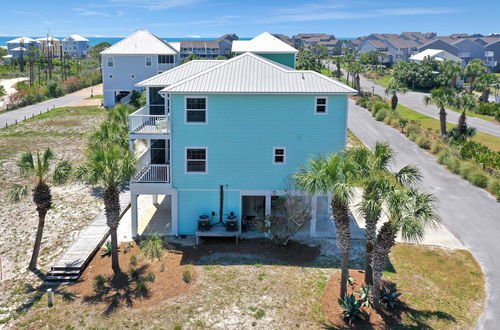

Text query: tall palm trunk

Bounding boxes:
[391,94,398,110]
[331,198,351,298]
[29,183,52,270]
[439,107,447,136]
[104,186,121,273]
[372,221,397,310]
[364,211,380,285]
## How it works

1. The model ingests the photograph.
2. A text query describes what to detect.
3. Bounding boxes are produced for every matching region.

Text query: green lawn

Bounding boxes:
[86,94,103,100]
[396,103,500,152]
[367,73,393,87]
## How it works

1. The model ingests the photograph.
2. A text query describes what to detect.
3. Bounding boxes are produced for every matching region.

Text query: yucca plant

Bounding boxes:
[381,286,402,309]
[355,284,373,308]
[135,280,150,298]
[93,275,108,294]
[139,233,165,260]
[100,241,112,257]
[338,293,365,324]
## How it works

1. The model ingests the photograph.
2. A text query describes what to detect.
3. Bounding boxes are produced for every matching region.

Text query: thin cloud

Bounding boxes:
[74,8,110,17]
[105,0,203,10]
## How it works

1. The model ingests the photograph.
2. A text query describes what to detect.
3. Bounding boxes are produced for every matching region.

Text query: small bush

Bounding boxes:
[128,267,141,281]
[182,265,193,283]
[459,162,476,180]
[135,281,150,298]
[488,180,500,200]
[100,241,112,257]
[130,255,138,266]
[443,156,461,174]
[381,286,402,309]
[416,136,431,149]
[430,141,445,154]
[408,133,419,142]
[375,109,387,121]
[468,170,489,188]
[437,150,450,164]
[338,293,365,324]
[139,233,165,260]
[93,275,108,294]
[144,272,155,282]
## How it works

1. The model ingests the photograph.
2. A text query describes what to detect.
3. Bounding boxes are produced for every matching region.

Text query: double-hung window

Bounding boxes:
[107,56,114,68]
[315,97,328,114]
[186,148,207,173]
[273,147,286,165]
[158,55,174,64]
[185,97,207,124]
[145,56,152,67]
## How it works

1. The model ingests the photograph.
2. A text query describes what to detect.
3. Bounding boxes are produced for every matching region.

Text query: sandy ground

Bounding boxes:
[0,77,29,109]
[0,106,106,323]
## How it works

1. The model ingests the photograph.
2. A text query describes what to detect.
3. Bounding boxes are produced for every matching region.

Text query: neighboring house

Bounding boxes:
[451,38,486,65]
[382,36,419,62]
[358,39,392,63]
[100,29,180,108]
[232,32,299,68]
[418,39,460,56]
[61,35,89,58]
[6,37,37,58]
[180,40,221,59]
[292,33,339,54]
[485,40,500,72]
[217,33,239,56]
[409,49,463,64]
[36,37,61,58]
[127,51,356,237]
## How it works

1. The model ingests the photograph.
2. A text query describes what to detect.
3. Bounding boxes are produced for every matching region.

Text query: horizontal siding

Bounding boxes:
[178,190,241,234]
[171,94,347,191]
[257,53,295,68]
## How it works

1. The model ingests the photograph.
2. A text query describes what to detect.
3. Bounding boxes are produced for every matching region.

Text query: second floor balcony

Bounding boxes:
[129,106,170,139]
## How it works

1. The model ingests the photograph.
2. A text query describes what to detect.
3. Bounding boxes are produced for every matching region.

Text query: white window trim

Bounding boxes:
[273,147,286,165]
[185,147,208,174]
[107,56,114,68]
[184,96,208,125]
[145,56,152,67]
[315,96,328,115]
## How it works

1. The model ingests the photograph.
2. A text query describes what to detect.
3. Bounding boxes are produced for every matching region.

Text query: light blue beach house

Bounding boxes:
[61,35,89,58]
[127,32,356,240]
[101,30,180,107]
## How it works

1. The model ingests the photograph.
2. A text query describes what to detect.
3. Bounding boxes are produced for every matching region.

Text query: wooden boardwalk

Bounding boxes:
[46,190,130,284]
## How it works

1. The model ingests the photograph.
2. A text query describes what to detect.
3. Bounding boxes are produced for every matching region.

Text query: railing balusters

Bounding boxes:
[129,106,170,135]
[133,164,170,183]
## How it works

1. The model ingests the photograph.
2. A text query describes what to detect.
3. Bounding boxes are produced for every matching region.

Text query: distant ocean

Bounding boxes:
[0,36,354,47]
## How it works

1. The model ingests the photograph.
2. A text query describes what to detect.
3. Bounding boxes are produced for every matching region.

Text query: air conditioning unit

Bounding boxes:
[226,213,238,232]
[198,215,211,231]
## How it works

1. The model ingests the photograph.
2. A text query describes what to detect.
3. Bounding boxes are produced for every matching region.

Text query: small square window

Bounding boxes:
[186,148,207,173]
[145,56,152,66]
[273,148,286,164]
[186,97,207,124]
[315,97,327,114]
[107,56,113,68]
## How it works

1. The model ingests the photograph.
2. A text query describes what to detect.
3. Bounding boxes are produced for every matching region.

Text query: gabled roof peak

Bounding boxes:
[100,29,178,55]
[232,32,298,54]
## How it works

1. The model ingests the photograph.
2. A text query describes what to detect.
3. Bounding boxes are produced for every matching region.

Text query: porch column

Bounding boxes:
[131,193,139,238]
[152,194,158,205]
[310,195,318,238]
[171,191,178,236]
[327,194,333,219]
[129,139,134,153]
[265,193,272,216]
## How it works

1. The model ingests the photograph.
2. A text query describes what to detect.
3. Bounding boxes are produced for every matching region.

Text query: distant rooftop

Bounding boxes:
[100,30,177,55]
[232,32,298,54]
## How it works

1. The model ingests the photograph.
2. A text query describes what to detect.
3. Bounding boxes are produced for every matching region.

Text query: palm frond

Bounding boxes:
[394,165,422,187]
[373,142,394,171]
[7,184,29,202]
[53,159,72,184]
[17,151,35,177]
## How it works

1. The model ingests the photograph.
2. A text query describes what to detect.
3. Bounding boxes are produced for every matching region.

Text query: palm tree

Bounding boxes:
[424,88,456,136]
[438,60,463,89]
[464,59,487,93]
[347,143,421,285]
[448,93,477,141]
[8,149,71,270]
[295,153,358,298]
[476,73,499,102]
[76,145,136,274]
[385,78,407,110]
[372,188,439,309]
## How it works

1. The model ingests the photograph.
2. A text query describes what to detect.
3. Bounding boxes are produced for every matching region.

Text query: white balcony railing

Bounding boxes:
[129,106,170,135]
[158,63,175,72]
[133,164,170,183]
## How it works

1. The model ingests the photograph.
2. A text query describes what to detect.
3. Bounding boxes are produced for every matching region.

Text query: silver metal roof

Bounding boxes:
[100,30,178,55]
[136,60,225,87]
[161,52,356,94]
[232,32,298,54]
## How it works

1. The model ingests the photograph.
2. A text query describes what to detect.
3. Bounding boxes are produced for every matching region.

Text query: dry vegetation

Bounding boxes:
[0,106,106,324]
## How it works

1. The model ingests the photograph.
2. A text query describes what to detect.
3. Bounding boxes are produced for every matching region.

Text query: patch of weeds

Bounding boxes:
[182,265,192,283]
[257,272,266,281]
[130,255,138,266]
[254,309,266,320]
[254,263,263,268]
[172,325,182,330]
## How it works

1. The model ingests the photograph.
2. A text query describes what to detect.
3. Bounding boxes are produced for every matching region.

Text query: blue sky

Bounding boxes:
[1,0,499,38]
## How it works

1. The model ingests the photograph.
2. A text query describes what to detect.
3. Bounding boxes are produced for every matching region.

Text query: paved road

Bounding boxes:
[326,62,500,137]
[0,84,100,128]
[348,100,500,329]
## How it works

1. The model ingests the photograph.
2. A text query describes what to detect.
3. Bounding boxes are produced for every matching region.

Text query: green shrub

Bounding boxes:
[372,102,390,115]
[408,133,419,142]
[381,286,402,309]
[476,102,500,117]
[135,281,150,298]
[437,149,450,164]
[416,136,431,149]
[430,141,445,154]
[375,109,387,121]
[406,122,421,137]
[468,170,489,188]
[93,275,108,294]
[129,255,138,266]
[139,233,165,260]
[488,180,500,200]
[338,293,365,324]
[444,156,461,174]
[459,162,476,180]
[100,241,112,257]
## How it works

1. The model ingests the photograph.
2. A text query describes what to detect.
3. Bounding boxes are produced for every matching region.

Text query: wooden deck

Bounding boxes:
[195,224,240,245]
[46,190,131,284]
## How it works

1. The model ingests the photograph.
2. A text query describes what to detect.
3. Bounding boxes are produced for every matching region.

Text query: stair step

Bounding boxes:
[51,266,81,271]
[47,270,80,276]
[45,275,79,281]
